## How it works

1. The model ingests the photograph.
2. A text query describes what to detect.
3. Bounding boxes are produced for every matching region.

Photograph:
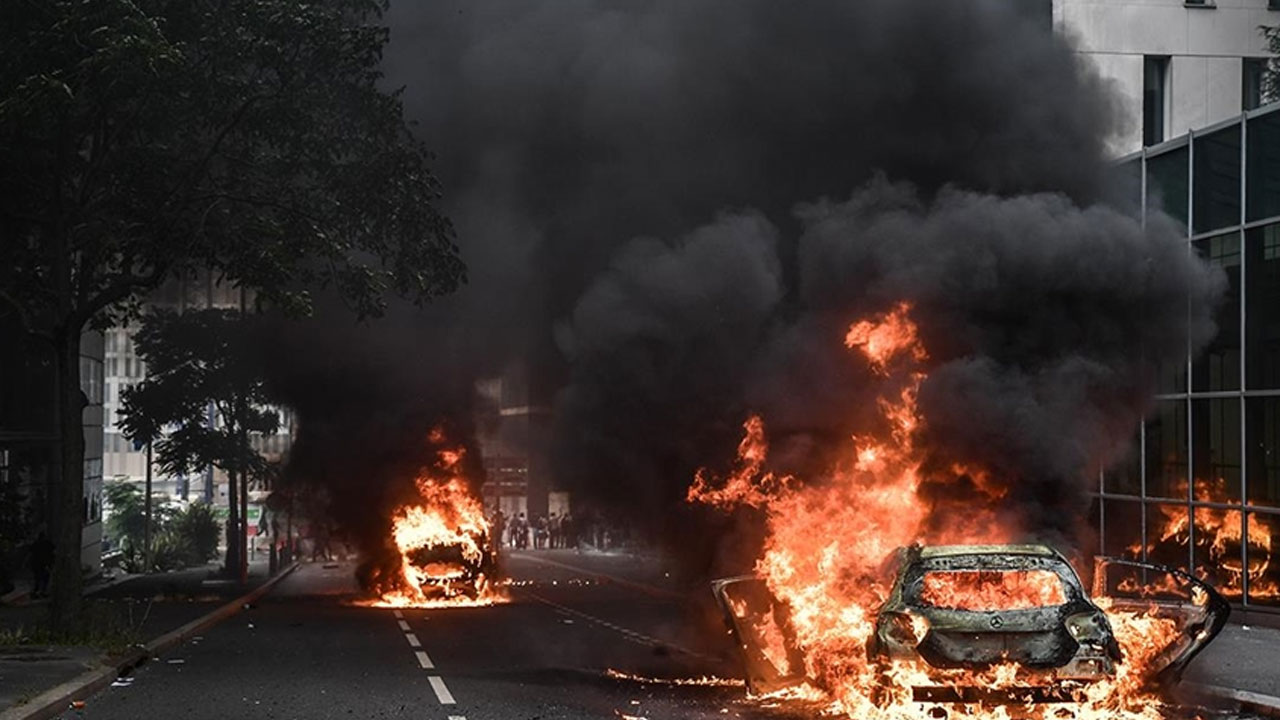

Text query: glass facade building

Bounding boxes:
[1101,103,1280,609]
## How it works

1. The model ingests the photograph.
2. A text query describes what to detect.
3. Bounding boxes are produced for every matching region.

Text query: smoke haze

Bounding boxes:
[261,0,1223,573]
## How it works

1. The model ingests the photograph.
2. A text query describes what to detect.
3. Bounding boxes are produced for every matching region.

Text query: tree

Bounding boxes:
[119,308,280,578]
[0,0,464,628]
[1265,25,1280,105]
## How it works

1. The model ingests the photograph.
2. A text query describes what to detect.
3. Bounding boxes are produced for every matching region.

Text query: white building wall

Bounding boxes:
[1056,0,1277,154]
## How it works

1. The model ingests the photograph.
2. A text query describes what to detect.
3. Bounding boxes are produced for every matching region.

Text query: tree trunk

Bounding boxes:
[239,468,248,583]
[48,329,86,631]
[224,465,239,577]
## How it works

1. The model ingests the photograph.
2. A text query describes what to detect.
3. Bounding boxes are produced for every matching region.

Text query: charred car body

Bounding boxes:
[868,545,1121,703]
[404,534,495,594]
[713,543,1229,706]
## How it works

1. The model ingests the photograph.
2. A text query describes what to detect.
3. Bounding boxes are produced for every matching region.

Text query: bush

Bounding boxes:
[105,483,219,572]
[170,503,220,566]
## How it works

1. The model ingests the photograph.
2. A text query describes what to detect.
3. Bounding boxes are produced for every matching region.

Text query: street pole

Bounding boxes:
[144,439,153,573]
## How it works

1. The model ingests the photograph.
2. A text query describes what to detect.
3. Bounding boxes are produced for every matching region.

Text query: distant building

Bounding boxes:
[1061,1,1280,611]
[476,364,557,521]
[1055,0,1279,153]
[101,270,294,556]
[0,325,104,578]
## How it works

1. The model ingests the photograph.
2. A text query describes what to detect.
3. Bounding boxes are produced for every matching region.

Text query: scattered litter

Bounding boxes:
[167,658,185,665]
[247,622,255,629]
[1243,624,1253,631]
[70,700,86,709]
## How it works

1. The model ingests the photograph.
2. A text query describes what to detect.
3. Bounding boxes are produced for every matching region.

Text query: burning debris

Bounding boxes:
[362,431,505,608]
[690,306,1230,719]
[1128,479,1279,603]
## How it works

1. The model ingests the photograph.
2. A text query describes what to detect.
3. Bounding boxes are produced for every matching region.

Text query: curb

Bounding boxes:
[1180,681,1280,717]
[0,562,299,720]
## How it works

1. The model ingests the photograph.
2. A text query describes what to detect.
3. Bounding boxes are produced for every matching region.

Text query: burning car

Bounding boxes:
[362,435,506,607]
[867,544,1121,703]
[399,517,495,596]
[712,544,1229,708]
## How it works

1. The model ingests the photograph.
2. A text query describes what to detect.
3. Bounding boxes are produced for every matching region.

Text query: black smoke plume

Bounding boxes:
[261,0,1223,580]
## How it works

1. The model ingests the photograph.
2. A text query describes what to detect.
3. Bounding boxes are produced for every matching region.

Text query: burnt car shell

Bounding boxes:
[870,544,1120,678]
[712,544,1229,704]
[405,531,496,598]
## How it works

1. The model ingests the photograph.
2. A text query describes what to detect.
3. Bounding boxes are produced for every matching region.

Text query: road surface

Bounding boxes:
[65,550,800,720]
[63,550,1258,720]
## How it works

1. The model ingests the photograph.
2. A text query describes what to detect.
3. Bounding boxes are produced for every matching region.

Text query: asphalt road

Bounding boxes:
[62,550,810,720]
[58,550,1263,720]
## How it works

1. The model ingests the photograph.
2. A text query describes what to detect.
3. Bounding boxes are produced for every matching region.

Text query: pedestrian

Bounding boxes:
[493,510,506,550]
[534,515,547,549]
[29,531,54,599]
[515,513,528,549]
[561,512,576,551]
[548,512,560,549]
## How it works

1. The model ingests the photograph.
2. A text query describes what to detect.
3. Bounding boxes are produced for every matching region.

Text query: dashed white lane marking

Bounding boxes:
[393,609,403,619]
[405,632,421,648]
[414,649,435,669]
[428,676,456,705]
[397,619,411,632]
[448,716,466,720]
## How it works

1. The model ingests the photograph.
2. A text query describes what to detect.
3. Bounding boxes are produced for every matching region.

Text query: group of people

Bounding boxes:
[494,511,578,550]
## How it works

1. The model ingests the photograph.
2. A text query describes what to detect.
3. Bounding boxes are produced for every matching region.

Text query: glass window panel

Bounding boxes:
[1146,400,1188,500]
[1192,398,1242,502]
[1157,354,1187,395]
[1190,505,1248,601]
[1143,56,1169,147]
[1192,125,1241,234]
[1103,431,1141,496]
[1108,158,1143,217]
[1146,145,1188,234]
[1244,59,1267,112]
[1245,224,1280,390]
[1247,110,1280,222]
[1247,396,1280,508]
[1191,232,1241,391]
[1102,499,1144,558]
[1246,512,1280,606]
[1144,501,1191,570]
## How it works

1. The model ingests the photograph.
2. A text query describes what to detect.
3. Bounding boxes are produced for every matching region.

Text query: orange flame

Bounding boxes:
[1130,477,1277,601]
[690,304,1193,719]
[920,569,1065,611]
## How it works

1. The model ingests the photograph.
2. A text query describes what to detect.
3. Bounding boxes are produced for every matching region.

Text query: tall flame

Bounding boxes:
[689,303,1192,719]
[368,434,507,608]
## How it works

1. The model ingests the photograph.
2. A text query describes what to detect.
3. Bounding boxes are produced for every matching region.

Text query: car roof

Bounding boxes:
[916,544,1063,560]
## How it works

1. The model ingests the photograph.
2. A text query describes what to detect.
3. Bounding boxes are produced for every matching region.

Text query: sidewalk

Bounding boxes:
[0,559,282,716]
[1181,622,1280,714]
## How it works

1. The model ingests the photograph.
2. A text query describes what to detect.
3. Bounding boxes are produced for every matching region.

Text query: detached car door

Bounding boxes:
[1090,557,1231,687]
[710,575,807,695]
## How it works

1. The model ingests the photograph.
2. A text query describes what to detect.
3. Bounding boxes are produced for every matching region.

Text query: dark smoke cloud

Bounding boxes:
[260,0,1222,575]
[777,181,1224,539]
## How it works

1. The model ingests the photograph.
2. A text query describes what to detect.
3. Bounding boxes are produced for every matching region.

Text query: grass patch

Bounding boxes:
[0,600,147,655]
